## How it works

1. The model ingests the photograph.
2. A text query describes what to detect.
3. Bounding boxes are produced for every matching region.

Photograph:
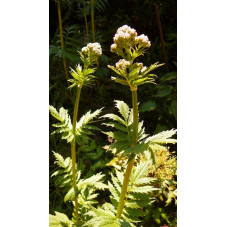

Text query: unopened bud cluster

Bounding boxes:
[82,42,102,57]
[110,25,151,54]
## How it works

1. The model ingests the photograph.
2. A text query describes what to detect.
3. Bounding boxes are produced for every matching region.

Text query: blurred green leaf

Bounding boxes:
[153,85,173,97]
[171,100,177,120]
[97,147,104,156]
[140,100,157,112]
[154,124,169,134]
[160,71,177,82]
[85,153,98,160]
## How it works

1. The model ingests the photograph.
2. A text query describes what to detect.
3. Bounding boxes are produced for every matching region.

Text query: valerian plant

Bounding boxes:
[84,25,177,226]
[49,42,107,226]
[49,25,177,227]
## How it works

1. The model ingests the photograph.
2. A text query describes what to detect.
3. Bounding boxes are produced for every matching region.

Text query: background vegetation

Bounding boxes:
[49,0,177,226]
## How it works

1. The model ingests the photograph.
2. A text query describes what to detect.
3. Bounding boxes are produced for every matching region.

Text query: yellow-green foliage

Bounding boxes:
[84,161,158,227]
[143,148,177,205]
[49,211,73,227]
[49,106,102,144]
[50,152,108,225]
[150,149,177,180]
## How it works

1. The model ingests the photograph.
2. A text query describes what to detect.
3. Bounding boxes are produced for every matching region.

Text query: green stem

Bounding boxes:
[91,0,95,42]
[131,88,138,144]
[57,0,68,84]
[116,86,138,219]
[84,6,89,42]
[57,0,73,104]
[71,85,82,223]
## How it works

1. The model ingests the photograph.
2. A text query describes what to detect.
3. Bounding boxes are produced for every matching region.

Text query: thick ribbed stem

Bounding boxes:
[116,86,138,218]
[71,85,82,223]
[91,0,95,42]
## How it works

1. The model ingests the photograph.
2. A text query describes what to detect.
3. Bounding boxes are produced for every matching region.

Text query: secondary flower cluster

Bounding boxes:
[115,59,130,71]
[110,25,151,56]
[80,42,102,68]
[69,43,103,88]
[112,59,144,75]
[135,34,151,48]
[82,42,102,56]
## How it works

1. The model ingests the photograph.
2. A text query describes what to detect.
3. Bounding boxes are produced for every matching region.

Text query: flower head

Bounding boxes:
[116,25,137,38]
[80,42,102,67]
[82,42,102,56]
[110,25,151,59]
[112,25,137,48]
[109,25,163,88]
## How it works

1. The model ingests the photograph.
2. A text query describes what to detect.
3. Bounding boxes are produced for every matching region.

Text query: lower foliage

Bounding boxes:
[49,150,177,226]
[85,161,158,227]
[49,100,177,226]
[50,152,107,225]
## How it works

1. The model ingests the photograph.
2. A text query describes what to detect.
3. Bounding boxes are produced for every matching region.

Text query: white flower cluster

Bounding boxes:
[82,42,102,56]
[135,34,151,48]
[113,25,137,44]
[111,25,151,53]
[116,25,138,36]
[115,59,130,71]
